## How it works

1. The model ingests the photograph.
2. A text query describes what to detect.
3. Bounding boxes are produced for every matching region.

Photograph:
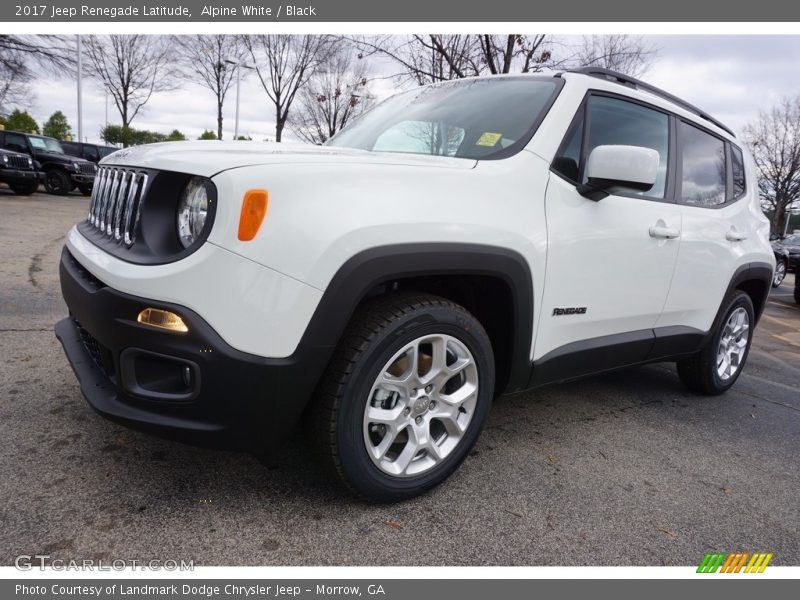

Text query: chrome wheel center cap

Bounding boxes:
[411,396,431,417]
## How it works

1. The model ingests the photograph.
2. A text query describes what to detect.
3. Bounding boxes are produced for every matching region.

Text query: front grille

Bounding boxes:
[6,154,31,170]
[74,319,115,380]
[87,166,149,247]
[79,162,96,175]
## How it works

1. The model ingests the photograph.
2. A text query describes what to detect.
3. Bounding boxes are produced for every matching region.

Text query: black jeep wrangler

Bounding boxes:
[0,147,43,195]
[0,130,96,195]
[61,140,117,164]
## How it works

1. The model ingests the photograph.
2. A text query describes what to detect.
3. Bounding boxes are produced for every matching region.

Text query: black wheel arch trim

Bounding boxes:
[297,243,535,393]
[723,261,773,324]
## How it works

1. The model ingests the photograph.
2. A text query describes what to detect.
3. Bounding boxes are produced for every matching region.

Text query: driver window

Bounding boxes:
[583,96,669,199]
[554,95,669,199]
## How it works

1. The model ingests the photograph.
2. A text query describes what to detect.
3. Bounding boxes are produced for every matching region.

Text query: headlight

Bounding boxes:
[2,155,8,164]
[27,157,33,167]
[177,177,210,248]
[72,162,80,171]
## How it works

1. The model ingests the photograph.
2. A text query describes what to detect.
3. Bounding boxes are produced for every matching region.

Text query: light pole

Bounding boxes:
[76,35,83,142]
[224,59,254,140]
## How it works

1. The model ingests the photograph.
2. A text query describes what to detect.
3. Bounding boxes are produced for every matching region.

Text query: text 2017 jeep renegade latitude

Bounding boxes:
[56,68,774,501]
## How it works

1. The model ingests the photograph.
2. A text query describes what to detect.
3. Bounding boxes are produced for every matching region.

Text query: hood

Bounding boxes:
[99,140,477,177]
[0,148,27,158]
[35,149,90,163]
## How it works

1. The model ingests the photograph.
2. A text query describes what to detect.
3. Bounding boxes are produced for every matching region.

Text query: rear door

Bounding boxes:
[655,122,751,334]
[536,92,683,362]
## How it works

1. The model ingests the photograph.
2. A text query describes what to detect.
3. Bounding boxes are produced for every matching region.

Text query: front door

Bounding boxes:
[536,93,682,363]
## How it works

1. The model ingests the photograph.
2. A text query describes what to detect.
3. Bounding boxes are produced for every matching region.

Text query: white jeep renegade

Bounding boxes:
[56,68,774,501]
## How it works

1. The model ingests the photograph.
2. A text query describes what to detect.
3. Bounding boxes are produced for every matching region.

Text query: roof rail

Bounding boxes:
[567,67,735,138]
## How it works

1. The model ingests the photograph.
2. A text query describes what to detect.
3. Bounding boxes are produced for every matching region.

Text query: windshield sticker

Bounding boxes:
[476,132,503,147]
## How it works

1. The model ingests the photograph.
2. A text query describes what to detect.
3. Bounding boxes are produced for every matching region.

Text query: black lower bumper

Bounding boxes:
[55,247,331,453]
[0,169,42,184]
[71,174,95,185]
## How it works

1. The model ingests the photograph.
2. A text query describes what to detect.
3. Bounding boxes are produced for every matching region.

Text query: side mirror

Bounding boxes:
[578,145,660,200]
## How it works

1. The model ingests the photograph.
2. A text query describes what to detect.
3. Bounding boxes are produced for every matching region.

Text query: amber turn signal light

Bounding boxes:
[137,308,189,333]
[238,189,268,241]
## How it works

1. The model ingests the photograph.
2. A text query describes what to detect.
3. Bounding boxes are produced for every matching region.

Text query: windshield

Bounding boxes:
[784,234,800,246]
[328,77,560,160]
[29,136,65,154]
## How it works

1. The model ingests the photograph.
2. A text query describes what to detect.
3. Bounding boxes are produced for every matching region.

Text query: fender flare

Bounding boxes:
[722,261,773,325]
[296,243,535,392]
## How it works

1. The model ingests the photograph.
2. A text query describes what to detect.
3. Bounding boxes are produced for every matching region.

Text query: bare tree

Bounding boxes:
[83,35,176,137]
[288,50,372,145]
[0,60,32,112]
[350,35,554,85]
[243,34,333,142]
[744,96,800,236]
[0,34,74,112]
[572,35,657,78]
[0,35,74,73]
[476,35,552,74]
[173,35,246,140]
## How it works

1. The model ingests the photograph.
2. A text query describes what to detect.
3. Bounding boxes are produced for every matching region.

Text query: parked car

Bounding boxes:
[0,147,43,195]
[0,130,96,195]
[55,68,774,501]
[771,241,790,287]
[774,233,800,272]
[61,140,117,164]
[795,258,800,304]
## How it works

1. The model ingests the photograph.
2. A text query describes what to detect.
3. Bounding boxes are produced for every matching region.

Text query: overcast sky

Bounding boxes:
[25,35,800,144]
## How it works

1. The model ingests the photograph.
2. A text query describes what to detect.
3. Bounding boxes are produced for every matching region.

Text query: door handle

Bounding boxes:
[725,230,747,242]
[649,225,681,239]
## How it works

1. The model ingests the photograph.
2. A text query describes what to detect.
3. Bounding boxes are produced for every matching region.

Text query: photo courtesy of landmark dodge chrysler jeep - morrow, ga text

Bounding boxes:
[55,68,774,502]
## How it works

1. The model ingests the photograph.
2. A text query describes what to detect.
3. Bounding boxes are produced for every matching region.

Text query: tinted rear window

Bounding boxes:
[731,145,746,198]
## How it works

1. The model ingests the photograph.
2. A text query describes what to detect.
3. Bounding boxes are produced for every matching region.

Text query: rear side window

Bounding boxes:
[82,146,100,161]
[679,122,726,207]
[731,145,746,199]
[61,142,80,157]
[4,133,28,153]
[553,94,669,199]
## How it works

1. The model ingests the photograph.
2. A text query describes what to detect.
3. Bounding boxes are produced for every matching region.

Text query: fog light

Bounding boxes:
[137,308,189,333]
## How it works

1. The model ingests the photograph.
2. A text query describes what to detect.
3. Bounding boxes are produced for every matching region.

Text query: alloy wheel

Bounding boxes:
[362,334,479,478]
[716,307,750,381]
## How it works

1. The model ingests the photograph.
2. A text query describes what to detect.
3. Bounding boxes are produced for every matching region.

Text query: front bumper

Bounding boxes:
[55,247,329,452]
[0,168,43,183]
[71,173,95,185]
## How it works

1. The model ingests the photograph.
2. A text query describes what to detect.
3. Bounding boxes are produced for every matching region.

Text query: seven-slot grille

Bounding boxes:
[78,162,97,175]
[6,154,31,170]
[87,167,148,247]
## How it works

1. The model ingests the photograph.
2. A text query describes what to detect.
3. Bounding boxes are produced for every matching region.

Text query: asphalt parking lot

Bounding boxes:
[1,190,798,566]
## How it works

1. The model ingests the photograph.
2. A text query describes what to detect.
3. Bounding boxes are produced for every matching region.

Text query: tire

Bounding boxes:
[77,184,92,196]
[677,290,754,395]
[772,259,786,287]
[44,169,72,195]
[9,180,39,195]
[794,284,800,305]
[310,292,495,502]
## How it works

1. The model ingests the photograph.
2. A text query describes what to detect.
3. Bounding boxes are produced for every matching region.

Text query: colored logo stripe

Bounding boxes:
[697,552,773,573]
